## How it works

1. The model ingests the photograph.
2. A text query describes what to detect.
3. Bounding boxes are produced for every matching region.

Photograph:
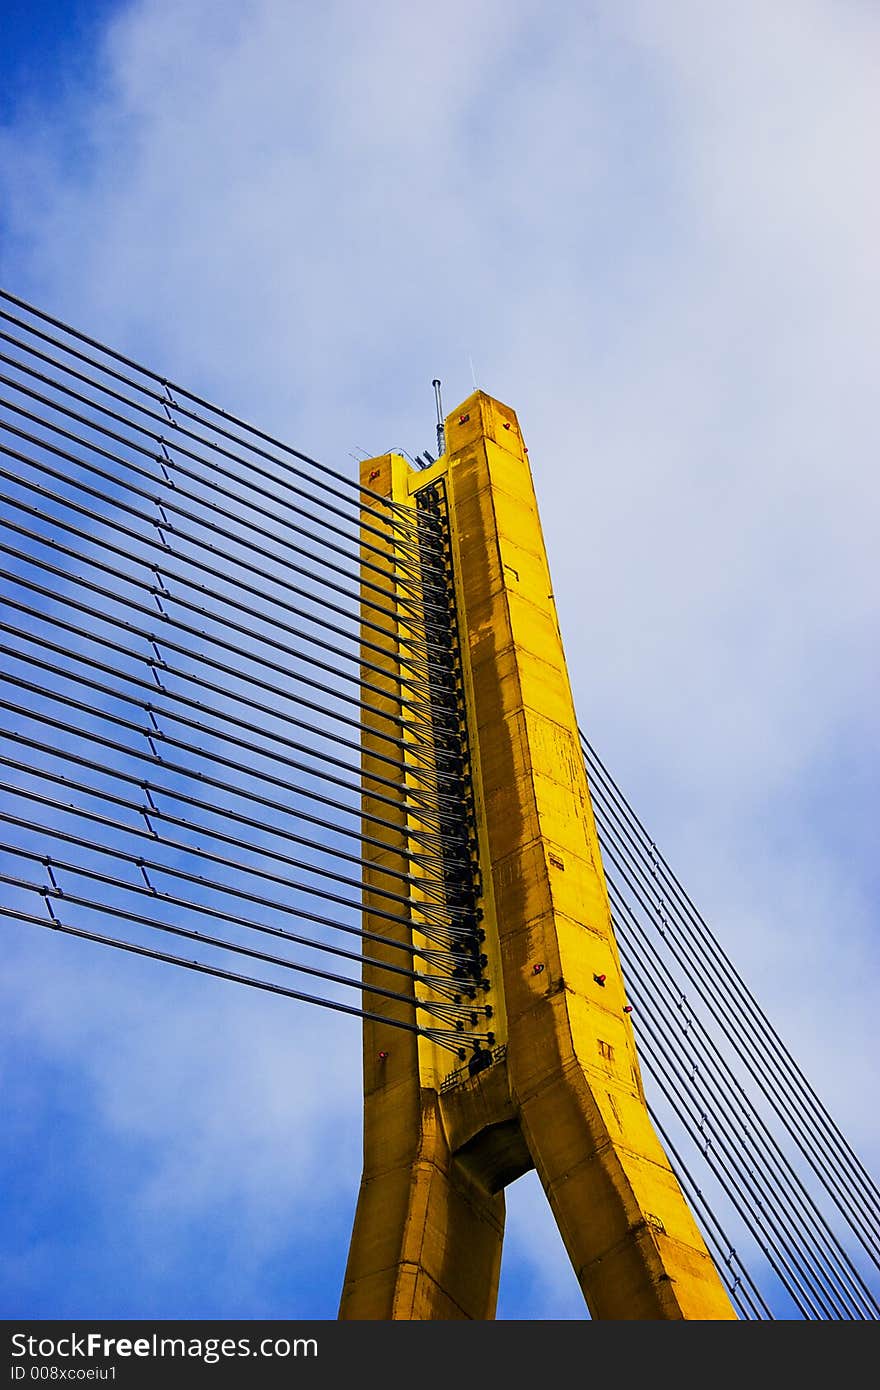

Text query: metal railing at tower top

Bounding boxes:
[1,286,878,1319]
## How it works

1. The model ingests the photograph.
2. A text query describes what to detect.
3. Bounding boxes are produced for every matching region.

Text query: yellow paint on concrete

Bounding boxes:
[339,396,737,1320]
[338,452,504,1321]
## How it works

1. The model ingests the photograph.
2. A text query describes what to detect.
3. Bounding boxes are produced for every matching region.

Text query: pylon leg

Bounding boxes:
[513,1022,732,1319]
[339,1074,504,1319]
[442,393,736,1320]
[339,450,503,1320]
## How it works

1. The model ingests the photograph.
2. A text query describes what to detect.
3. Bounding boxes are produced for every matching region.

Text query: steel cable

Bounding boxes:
[584,734,880,1274]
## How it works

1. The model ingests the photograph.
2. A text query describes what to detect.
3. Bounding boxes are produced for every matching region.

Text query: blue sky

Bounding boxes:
[0,0,878,1321]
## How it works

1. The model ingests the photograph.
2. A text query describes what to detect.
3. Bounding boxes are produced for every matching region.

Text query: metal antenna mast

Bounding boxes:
[433,379,445,457]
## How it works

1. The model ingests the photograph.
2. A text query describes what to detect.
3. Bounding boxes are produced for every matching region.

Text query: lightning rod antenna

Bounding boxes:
[432,379,445,457]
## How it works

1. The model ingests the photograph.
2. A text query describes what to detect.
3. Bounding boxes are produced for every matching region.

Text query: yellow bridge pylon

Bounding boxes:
[338,392,736,1321]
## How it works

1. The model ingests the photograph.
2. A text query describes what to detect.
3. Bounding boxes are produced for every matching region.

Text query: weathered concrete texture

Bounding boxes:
[338,452,504,1321]
[339,402,736,1320]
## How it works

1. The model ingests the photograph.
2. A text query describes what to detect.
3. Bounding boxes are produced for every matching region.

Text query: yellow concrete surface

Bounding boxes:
[339,397,736,1320]
[338,452,504,1320]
